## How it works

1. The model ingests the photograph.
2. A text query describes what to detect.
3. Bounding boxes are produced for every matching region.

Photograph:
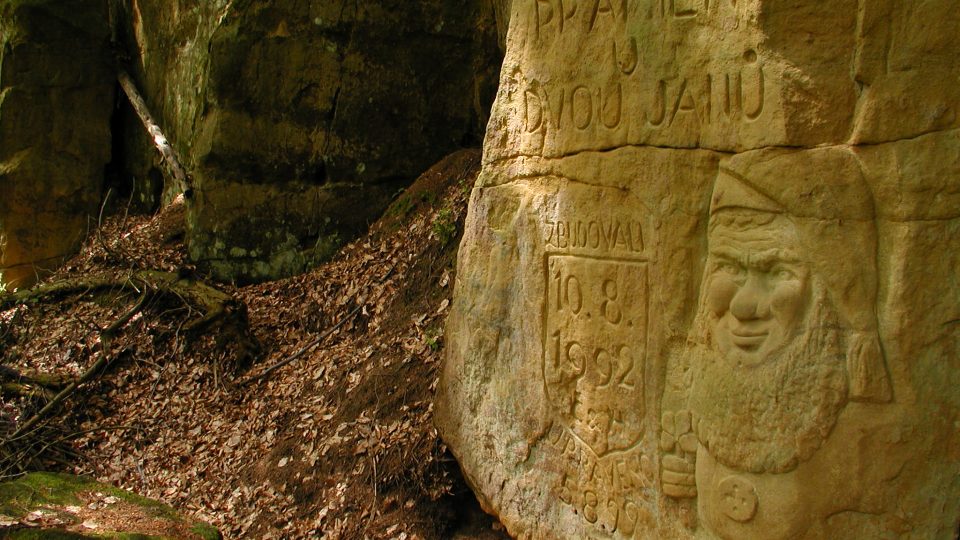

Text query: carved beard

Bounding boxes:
[687,303,849,474]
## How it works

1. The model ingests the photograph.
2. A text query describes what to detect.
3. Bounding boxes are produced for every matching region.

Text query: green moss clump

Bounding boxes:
[189,523,222,540]
[2,530,92,540]
[0,473,221,540]
[0,473,90,516]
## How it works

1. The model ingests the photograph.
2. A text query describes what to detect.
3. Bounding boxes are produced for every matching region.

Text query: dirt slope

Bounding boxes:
[0,149,508,539]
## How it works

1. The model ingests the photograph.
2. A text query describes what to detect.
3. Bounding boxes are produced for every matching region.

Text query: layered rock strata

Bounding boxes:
[0,0,113,289]
[117,0,502,282]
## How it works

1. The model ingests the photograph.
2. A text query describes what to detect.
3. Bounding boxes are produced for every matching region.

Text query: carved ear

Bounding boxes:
[847,332,892,403]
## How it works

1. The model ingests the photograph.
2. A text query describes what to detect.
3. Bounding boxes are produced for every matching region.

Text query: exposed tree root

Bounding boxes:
[0,366,73,392]
[1,270,260,362]
[0,270,261,476]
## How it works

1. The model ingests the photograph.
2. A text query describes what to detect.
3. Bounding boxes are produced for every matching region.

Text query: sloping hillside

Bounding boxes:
[0,149,507,539]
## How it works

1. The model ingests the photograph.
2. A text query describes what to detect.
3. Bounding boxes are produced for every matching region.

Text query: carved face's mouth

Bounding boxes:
[713,317,791,366]
[729,328,769,350]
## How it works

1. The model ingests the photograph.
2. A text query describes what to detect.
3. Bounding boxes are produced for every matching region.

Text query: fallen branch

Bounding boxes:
[6,293,147,441]
[0,425,139,481]
[0,366,74,391]
[118,70,192,198]
[1,288,146,471]
[0,270,261,364]
[0,271,260,475]
[0,275,125,311]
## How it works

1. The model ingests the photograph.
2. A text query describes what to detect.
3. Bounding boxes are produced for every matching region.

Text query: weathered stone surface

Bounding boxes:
[437,1,960,538]
[0,0,113,289]
[850,1,960,144]
[117,0,502,282]
[491,0,513,51]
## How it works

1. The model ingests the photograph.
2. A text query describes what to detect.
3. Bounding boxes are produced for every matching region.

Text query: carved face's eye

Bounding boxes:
[715,261,742,277]
[771,266,797,281]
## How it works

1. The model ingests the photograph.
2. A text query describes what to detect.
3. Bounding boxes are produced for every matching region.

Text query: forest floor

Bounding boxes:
[0,149,508,539]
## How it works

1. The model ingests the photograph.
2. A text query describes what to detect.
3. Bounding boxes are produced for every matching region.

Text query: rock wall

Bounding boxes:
[437,1,960,539]
[118,0,503,282]
[113,0,233,212]
[0,0,114,289]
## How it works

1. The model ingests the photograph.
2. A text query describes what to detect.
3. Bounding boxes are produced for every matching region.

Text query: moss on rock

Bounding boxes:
[0,473,220,540]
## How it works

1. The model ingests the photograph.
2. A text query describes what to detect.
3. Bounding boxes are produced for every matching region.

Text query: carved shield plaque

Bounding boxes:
[544,255,649,457]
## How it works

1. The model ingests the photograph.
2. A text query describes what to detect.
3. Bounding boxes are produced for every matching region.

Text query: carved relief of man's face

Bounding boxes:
[703,211,809,367]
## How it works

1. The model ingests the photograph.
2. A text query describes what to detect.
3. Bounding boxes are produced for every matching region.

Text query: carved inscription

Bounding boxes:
[532,0,740,38]
[533,0,629,38]
[510,0,776,154]
[646,52,765,127]
[547,421,656,536]
[544,217,644,253]
[644,0,739,20]
[523,51,766,134]
[543,255,648,456]
[525,83,624,132]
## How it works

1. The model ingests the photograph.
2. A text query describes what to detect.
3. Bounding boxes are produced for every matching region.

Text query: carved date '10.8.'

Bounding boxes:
[553,267,625,324]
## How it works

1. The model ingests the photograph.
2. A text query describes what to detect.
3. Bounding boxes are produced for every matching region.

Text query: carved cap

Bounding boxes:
[708,147,892,403]
[713,147,875,221]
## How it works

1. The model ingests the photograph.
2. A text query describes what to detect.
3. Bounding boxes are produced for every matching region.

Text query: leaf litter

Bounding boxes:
[0,150,508,540]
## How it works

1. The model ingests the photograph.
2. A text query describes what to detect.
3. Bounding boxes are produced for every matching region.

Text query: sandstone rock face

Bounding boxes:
[0,0,113,289]
[112,0,234,213]
[118,0,502,282]
[491,0,513,51]
[437,2,960,539]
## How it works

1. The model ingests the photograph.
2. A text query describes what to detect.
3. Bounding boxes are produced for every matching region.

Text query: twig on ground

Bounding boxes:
[0,270,258,475]
[238,303,363,387]
[237,263,398,386]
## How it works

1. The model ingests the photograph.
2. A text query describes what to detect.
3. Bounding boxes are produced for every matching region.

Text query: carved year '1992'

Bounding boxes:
[544,255,649,457]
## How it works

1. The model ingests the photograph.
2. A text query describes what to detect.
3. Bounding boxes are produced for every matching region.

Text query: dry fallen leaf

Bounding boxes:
[0,151,490,539]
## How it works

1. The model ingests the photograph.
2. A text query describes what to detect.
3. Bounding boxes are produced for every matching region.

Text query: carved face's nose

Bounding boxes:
[729,273,769,321]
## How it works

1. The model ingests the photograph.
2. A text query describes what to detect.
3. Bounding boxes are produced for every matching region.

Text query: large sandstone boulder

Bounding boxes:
[117,0,502,282]
[437,1,960,539]
[0,0,113,289]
